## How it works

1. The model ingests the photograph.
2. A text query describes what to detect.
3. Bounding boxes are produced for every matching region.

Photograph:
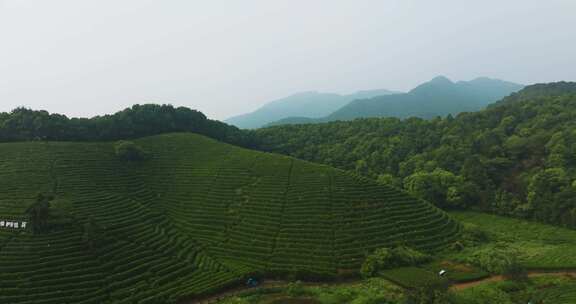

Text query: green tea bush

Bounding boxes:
[0,133,459,303]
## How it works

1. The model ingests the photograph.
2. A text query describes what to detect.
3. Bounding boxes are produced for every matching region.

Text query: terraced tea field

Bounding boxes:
[0,133,459,303]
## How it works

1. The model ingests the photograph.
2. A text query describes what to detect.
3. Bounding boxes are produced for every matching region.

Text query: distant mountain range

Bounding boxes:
[224,89,399,129]
[265,76,524,127]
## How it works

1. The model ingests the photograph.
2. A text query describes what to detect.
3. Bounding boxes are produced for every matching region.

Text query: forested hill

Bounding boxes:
[225,89,398,129]
[0,104,253,147]
[252,81,576,229]
[268,77,522,126]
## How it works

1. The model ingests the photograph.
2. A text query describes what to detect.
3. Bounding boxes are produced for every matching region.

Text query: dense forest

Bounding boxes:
[0,104,253,146]
[252,82,576,228]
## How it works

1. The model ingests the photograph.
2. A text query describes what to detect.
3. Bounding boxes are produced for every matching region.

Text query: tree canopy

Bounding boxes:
[0,104,254,147]
[252,82,576,228]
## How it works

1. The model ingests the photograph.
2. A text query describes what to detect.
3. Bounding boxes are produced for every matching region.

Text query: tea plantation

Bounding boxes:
[0,133,460,303]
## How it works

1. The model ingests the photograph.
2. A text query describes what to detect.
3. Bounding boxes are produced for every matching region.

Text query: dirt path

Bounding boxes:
[449,270,576,291]
[187,270,576,304]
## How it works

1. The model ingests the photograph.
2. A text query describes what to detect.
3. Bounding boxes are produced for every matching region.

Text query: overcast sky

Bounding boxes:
[0,0,575,120]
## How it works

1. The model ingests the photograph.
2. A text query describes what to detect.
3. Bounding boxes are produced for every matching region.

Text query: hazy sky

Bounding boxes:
[1,1,575,120]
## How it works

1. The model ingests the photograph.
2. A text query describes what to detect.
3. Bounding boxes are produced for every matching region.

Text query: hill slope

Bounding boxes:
[252,81,576,229]
[270,77,522,126]
[0,133,459,303]
[225,89,397,129]
[328,76,523,121]
[0,104,252,147]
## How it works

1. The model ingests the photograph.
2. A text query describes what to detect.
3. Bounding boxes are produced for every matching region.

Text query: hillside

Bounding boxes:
[225,89,397,129]
[0,104,252,147]
[268,77,523,126]
[0,133,459,303]
[252,82,576,229]
[328,76,523,121]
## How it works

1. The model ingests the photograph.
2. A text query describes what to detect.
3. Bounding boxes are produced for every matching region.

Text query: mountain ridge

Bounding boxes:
[225,89,399,129]
[266,77,523,127]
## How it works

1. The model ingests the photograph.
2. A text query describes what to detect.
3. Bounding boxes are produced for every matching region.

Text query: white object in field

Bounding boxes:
[439,270,447,276]
[0,220,28,229]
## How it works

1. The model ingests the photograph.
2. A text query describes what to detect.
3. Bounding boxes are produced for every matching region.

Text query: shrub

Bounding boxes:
[317,290,355,304]
[402,277,454,304]
[114,140,150,161]
[461,224,489,244]
[361,246,431,278]
[286,281,305,297]
[501,261,527,281]
[351,295,394,304]
[459,243,523,275]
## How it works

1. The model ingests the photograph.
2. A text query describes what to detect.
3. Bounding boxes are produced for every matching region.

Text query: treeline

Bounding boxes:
[0,104,254,147]
[252,82,576,228]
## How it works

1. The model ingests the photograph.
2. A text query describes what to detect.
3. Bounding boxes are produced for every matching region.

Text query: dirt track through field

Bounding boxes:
[449,270,576,291]
[186,270,576,304]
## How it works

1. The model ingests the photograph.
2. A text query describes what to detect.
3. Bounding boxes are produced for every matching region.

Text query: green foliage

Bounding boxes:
[376,173,401,188]
[286,281,305,297]
[0,133,459,303]
[460,223,489,246]
[454,275,576,304]
[253,82,576,228]
[421,261,489,283]
[114,140,150,161]
[379,267,438,289]
[0,104,253,146]
[82,217,105,252]
[403,169,467,209]
[451,211,576,269]
[403,278,454,304]
[219,297,253,304]
[223,278,403,304]
[350,295,394,304]
[25,193,54,234]
[454,284,514,304]
[456,243,523,275]
[361,246,432,278]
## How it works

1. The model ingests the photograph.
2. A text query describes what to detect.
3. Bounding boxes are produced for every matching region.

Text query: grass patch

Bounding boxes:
[379,267,438,288]
[422,260,490,283]
[449,211,576,270]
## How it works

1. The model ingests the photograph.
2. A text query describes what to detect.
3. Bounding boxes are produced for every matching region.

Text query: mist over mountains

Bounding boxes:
[265,77,523,127]
[224,89,398,129]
